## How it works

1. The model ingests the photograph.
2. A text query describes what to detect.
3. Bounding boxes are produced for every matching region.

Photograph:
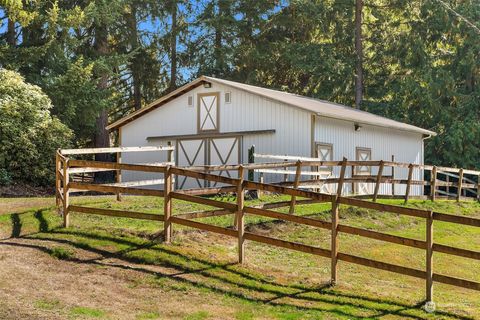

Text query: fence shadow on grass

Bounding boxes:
[10,214,21,238]
[0,226,472,320]
[34,210,49,233]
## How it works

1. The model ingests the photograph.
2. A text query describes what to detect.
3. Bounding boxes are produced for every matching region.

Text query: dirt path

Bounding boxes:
[0,237,236,320]
[0,198,54,215]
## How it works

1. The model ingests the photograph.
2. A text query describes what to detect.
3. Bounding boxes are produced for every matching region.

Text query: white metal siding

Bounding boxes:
[314,116,424,195]
[118,81,425,195]
[120,82,312,184]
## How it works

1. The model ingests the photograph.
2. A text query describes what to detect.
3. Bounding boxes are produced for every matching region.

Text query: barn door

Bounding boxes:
[198,92,219,132]
[315,143,333,193]
[176,139,207,189]
[208,137,241,187]
[356,147,372,195]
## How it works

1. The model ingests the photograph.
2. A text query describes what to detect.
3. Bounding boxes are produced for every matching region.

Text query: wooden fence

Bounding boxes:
[55,147,480,306]
[249,151,480,202]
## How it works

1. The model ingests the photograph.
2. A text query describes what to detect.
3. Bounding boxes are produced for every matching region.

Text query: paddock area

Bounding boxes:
[53,146,480,310]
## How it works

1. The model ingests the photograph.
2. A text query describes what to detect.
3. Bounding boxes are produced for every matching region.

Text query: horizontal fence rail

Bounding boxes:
[250,152,479,202]
[55,148,480,308]
[60,145,174,155]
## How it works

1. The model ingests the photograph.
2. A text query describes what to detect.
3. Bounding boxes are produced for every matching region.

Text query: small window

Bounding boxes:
[187,95,193,107]
[315,143,333,172]
[225,91,231,104]
[355,147,372,175]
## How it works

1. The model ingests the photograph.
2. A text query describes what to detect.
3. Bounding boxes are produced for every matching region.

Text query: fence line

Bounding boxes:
[250,152,479,202]
[55,149,480,307]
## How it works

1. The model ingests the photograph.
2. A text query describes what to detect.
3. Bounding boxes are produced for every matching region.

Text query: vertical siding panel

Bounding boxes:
[119,81,424,192]
[314,117,423,196]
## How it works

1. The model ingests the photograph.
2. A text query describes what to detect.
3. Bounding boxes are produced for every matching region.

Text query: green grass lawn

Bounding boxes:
[0,194,479,319]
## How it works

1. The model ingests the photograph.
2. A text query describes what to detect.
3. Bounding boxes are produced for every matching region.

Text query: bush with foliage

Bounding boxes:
[0,69,72,186]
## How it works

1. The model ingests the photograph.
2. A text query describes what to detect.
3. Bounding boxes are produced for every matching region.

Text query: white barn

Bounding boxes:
[107,76,436,195]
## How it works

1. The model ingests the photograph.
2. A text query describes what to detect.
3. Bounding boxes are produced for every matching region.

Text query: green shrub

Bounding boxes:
[0,69,72,186]
[0,168,12,186]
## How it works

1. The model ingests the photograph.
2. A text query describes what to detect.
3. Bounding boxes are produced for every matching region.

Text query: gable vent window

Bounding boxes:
[225,91,231,104]
[187,95,193,107]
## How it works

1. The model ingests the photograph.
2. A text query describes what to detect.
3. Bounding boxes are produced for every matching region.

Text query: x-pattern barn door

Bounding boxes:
[315,143,334,193]
[209,137,241,187]
[177,139,207,189]
[356,147,372,195]
[198,92,219,132]
[176,136,241,189]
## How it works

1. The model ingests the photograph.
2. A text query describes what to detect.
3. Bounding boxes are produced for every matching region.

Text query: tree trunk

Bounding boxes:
[6,18,15,46]
[354,0,363,109]
[127,4,142,110]
[214,0,228,76]
[94,23,111,180]
[169,0,177,92]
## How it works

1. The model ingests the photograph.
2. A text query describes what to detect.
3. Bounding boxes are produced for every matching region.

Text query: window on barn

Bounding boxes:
[225,91,231,104]
[315,143,333,172]
[197,92,219,132]
[355,147,372,195]
[315,142,334,193]
[355,147,372,175]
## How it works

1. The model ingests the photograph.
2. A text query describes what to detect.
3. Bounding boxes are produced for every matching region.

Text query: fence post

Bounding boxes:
[289,160,302,214]
[336,158,347,197]
[331,195,339,286]
[258,172,264,198]
[446,174,450,197]
[391,155,395,196]
[430,166,437,202]
[404,164,414,204]
[331,158,347,285]
[457,169,463,202]
[237,165,245,263]
[372,160,384,202]
[116,127,122,201]
[477,174,480,202]
[167,141,174,164]
[426,210,434,303]
[164,165,172,243]
[248,145,255,181]
[167,141,175,192]
[55,151,61,208]
[351,165,356,194]
[63,159,70,228]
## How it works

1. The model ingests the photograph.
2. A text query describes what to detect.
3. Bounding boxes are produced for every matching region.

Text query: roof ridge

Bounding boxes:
[204,76,435,136]
[107,75,435,136]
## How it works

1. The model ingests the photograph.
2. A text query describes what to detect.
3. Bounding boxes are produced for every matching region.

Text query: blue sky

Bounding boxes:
[0,2,287,80]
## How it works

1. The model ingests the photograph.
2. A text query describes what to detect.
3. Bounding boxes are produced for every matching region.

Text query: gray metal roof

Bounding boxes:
[108,75,436,136]
[205,76,436,136]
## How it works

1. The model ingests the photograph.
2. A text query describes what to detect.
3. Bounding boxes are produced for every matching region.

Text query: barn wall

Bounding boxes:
[118,81,426,195]
[313,116,425,195]
[119,82,312,184]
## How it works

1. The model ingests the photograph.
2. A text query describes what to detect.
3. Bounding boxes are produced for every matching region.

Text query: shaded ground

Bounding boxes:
[0,195,478,319]
[0,183,54,198]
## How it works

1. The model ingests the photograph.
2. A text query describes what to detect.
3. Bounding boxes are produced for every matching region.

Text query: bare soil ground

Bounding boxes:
[0,237,238,320]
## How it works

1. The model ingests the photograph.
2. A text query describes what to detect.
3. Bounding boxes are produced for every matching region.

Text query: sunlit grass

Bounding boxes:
[0,194,479,319]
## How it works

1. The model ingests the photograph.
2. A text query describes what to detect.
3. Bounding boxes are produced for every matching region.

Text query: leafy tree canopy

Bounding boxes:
[0,69,72,185]
[0,0,478,173]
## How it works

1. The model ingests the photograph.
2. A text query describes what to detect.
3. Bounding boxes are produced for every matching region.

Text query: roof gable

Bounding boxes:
[107,76,436,136]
